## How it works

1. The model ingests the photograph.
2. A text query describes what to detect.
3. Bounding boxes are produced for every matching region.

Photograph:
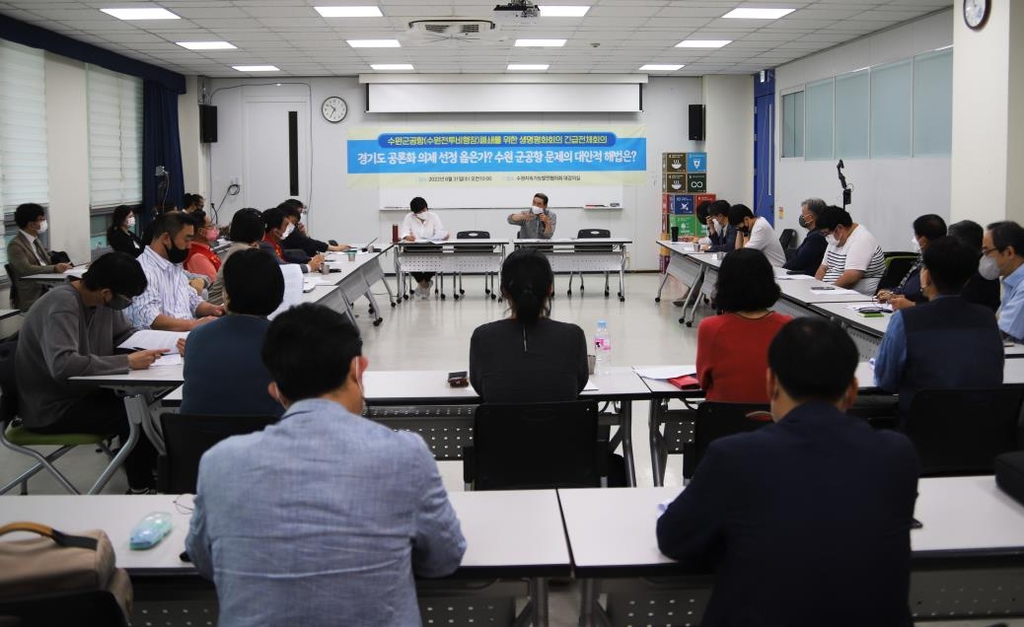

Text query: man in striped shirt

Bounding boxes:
[126,213,225,331]
[814,206,886,296]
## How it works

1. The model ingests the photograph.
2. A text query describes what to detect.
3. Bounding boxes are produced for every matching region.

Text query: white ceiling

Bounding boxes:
[0,1,953,77]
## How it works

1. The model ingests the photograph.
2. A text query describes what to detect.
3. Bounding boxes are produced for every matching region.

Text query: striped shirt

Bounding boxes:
[821,224,886,295]
[126,246,203,328]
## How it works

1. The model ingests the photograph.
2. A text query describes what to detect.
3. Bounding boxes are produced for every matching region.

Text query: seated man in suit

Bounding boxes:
[657,317,919,627]
[875,236,1004,418]
[876,214,947,310]
[7,203,72,311]
[702,199,736,253]
[186,303,465,625]
[260,207,324,273]
[982,220,1024,341]
[278,198,348,255]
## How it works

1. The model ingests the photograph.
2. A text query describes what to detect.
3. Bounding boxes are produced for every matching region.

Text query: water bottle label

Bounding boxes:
[595,338,607,350]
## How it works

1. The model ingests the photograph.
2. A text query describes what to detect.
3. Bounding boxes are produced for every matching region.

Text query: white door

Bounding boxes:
[242,98,309,208]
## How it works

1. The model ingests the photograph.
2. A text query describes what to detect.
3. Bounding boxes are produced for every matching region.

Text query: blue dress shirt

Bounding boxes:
[873,309,909,392]
[999,263,1024,341]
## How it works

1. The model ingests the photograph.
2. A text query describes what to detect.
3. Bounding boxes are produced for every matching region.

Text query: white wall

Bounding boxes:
[703,75,754,207]
[44,53,91,264]
[178,75,209,200]
[207,76,712,270]
[775,9,953,252]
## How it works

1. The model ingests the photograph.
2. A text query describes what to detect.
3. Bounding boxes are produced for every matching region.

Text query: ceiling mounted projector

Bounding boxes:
[493,1,539,18]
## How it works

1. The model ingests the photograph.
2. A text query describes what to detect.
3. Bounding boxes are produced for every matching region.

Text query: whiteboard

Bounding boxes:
[379,184,624,210]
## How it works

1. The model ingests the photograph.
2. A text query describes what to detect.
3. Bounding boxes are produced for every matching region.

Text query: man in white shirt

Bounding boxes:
[126,213,225,331]
[401,196,449,298]
[815,206,886,295]
[729,204,787,266]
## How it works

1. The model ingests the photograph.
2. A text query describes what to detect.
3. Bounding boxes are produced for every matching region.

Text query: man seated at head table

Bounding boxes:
[657,317,919,627]
[181,248,286,418]
[782,197,827,276]
[686,199,735,253]
[814,205,886,296]
[876,213,947,311]
[982,220,1024,342]
[15,252,168,493]
[125,213,225,331]
[874,236,1004,420]
[507,192,556,239]
[185,303,465,627]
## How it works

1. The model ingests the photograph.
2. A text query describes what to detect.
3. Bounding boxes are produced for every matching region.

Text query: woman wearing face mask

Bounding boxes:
[106,205,144,258]
[401,196,449,298]
[184,211,222,283]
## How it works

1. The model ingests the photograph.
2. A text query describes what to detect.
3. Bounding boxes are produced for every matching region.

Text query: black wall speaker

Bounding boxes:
[688,104,705,141]
[199,104,218,143]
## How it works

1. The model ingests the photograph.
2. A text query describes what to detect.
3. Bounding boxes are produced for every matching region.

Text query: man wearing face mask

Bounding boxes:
[782,198,828,276]
[982,221,1024,342]
[7,203,72,311]
[876,214,947,311]
[815,206,886,295]
[126,213,225,331]
[16,252,167,492]
[701,200,736,253]
[279,199,349,256]
[260,207,324,274]
[508,192,556,239]
[728,203,787,266]
[185,303,465,626]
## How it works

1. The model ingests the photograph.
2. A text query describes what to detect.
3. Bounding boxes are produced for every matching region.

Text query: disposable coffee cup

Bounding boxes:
[587,354,596,375]
[346,249,357,261]
[670,226,679,242]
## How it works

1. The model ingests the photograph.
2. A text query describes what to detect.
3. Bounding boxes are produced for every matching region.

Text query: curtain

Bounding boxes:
[142,80,184,226]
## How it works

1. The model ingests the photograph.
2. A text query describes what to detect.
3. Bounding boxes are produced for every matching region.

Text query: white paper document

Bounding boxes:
[632,365,696,380]
[776,273,815,281]
[809,286,860,295]
[150,353,183,367]
[117,330,188,352]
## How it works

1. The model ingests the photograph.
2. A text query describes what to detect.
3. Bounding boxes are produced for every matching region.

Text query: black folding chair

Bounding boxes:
[463,400,606,490]
[454,230,497,300]
[683,401,773,480]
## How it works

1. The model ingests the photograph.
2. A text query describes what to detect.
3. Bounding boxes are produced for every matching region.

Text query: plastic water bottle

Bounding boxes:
[594,320,611,375]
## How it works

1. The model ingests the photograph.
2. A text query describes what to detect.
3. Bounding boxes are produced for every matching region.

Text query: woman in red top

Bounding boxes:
[696,248,792,403]
[185,210,222,283]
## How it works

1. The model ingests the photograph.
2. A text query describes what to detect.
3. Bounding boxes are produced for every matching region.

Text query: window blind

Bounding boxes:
[0,40,49,210]
[87,65,142,208]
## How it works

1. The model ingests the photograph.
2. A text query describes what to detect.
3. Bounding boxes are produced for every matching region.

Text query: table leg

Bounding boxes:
[684,269,705,326]
[88,406,140,494]
[579,579,597,627]
[531,577,548,627]
[649,399,664,487]
[655,271,671,302]
[363,289,383,326]
[619,401,636,487]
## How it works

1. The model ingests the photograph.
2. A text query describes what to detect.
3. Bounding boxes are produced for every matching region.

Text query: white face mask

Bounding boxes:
[979,254,1002,281]
[37,220,48,234]
[911,236,921,254]
[531,205,544,215]
[826,233,839,247]
[126,216,136,228]
[281,222,295,239]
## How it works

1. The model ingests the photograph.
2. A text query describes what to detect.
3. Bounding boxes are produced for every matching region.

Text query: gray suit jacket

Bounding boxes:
[186,398,466,627]
[7,231,57,311]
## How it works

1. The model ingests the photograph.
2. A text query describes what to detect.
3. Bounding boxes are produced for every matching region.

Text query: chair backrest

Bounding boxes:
[158,412,279,493]
[4,263,16,308]
[575,229,612,252]
[468,400,603,490]
[779,228,797,250]
[877,253,917,292]
[0,334,18,422]
[904,388,1024,477]
[684,402,773,479]
[456,230,490,239]
[0,588,128,627]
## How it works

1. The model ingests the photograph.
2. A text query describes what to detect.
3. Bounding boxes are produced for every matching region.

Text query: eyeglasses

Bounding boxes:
[981,246,1000,256]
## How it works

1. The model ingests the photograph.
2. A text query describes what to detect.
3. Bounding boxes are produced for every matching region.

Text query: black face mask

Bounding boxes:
[738,226,751,236]
[107,294,132,311]
[798,215,813,230]
[166,239,189,264]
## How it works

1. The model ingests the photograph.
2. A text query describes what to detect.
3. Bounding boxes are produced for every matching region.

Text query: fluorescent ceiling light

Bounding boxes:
[232,65,279,72]
[515,39,566,47]
[640,64,684,71]
[539,6,590,17]
[315,6,382,18]
[676,40,731,48]
[371,63,414,70]
[722,7,795,20]
[100,7,179,20]
[508,64,549,71]
[347,39,401,48]
[177,41,236,50]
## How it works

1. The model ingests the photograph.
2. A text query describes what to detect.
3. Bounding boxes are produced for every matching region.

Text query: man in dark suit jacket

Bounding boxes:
[657,317,919,627]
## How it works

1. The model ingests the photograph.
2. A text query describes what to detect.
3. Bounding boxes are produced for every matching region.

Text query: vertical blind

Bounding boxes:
[87,64,142,208]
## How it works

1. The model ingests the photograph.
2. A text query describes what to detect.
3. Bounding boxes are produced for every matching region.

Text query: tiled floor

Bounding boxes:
[2,272,1021,627]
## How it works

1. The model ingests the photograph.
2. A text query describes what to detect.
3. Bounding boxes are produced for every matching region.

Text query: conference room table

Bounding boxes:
[0,490,570,627]
[515,237,632,302]
[560,475,1024,626]
[302,245,395,326]
[392,238,508,301]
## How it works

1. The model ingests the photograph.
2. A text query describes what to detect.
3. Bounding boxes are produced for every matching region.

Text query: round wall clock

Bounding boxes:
[963,0,990,30]
[321,96,348,123]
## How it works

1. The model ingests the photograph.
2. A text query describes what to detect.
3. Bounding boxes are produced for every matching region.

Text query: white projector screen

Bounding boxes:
[367,82,642,113]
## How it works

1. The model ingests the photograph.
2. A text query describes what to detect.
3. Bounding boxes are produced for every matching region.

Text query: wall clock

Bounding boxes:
[964,0,990,30]
[321,96,348,123]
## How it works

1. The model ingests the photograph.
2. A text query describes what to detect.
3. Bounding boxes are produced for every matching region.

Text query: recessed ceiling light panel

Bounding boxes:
[347,39,401,48]
[676,40,732,48]
[508,63,550,71]
[177,41,237,50]
[514,39,566,47]
[640,64,684,71]
[101,7,180,20]
[315,6,383,18]
[539,6,590,17]
[232,65,279,72]
[722,8,795,20]
[371,64,414,70]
